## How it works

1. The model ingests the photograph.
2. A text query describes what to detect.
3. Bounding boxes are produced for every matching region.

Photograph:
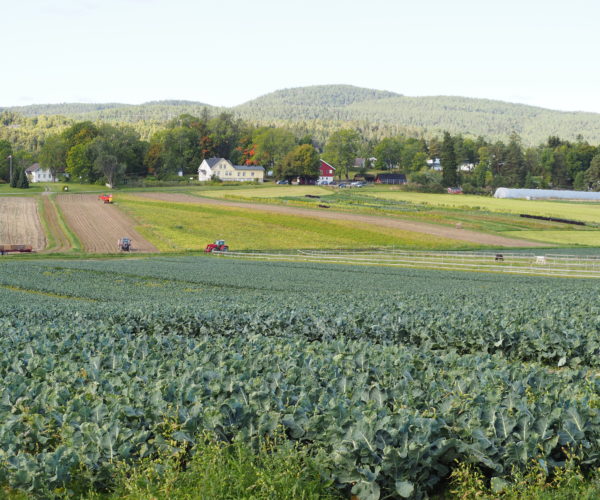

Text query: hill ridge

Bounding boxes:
[2,84,600,144]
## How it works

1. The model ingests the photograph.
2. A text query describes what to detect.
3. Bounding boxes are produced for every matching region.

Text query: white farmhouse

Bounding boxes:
[198,157,264,182]
[198,157,223,181]
[25,163,57,182]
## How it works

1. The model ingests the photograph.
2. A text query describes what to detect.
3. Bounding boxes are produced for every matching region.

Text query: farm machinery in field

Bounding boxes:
[0,244,33,255]
[99,194,113,204]
[117,238,132,252]
[204,240,229,253]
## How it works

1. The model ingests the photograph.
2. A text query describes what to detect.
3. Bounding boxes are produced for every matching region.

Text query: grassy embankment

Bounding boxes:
[116,194,483,252]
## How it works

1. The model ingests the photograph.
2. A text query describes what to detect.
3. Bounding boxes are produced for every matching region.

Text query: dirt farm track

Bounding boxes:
[0,197,46,251]
[57,194,157,253]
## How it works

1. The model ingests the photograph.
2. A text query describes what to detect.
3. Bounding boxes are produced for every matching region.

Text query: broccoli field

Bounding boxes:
[2,256,600,498]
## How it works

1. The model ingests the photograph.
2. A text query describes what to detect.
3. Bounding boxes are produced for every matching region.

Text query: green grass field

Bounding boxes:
[0,184,43,194]
[188,186,600,247]
[502,230,600,246]
[362,190,600,224]
[118,195,483,251]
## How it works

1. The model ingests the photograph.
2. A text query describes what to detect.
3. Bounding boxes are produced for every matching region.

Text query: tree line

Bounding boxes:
[0,112,325,186]
[1,110,600,191]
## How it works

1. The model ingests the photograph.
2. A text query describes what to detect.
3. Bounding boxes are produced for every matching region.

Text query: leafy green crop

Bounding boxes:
[2,257,600,498]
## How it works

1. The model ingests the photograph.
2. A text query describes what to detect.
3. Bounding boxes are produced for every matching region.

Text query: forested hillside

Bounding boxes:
[4,85,600,144]
[2,101,215,124]
[234,85,400,119]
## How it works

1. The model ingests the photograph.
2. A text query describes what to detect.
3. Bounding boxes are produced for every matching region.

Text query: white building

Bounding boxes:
[25,163,57,182]
[494,187,600,200]
[198,157,264,182]
[427,158,442,171]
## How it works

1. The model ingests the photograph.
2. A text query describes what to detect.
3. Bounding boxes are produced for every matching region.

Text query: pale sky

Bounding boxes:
[2,0,599,112]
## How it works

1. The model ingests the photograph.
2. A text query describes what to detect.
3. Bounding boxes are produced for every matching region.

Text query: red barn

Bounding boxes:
[318,160,336,184]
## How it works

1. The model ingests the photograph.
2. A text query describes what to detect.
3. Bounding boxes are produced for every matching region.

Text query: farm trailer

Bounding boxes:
[0,244,33,255]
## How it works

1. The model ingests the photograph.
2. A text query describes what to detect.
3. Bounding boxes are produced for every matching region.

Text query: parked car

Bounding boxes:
[337,183,348,188]
[276,179,289,185]
[351,181,366,187]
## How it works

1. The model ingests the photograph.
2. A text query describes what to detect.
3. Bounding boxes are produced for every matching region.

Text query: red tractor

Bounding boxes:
[99,194,113,204]
[204,240,229,253]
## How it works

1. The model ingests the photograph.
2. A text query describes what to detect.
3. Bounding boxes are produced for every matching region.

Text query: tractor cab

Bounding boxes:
[118,237,132,251]
[204,240,229,253]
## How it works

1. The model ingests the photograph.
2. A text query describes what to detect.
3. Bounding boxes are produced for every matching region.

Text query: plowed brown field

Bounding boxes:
[57,194,157,253]
[135,192,544,248]
[0,197,46,250]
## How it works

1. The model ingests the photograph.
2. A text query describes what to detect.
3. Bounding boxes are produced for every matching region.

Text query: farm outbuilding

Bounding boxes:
[318,160,336,184]
[375,173,407,185]
[494,188,600,201]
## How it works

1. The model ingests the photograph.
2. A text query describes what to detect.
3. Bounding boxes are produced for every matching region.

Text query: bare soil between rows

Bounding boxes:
[57,194,158,253]
[135,192,545,248]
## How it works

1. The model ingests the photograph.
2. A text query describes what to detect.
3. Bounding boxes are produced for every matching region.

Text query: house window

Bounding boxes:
[251,172,255,177]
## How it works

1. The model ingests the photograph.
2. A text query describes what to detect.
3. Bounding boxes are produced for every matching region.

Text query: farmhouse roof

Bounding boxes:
[204,157,222,167]
[376,173,406,180]
[320,159,336,170]
[25,163,41,173]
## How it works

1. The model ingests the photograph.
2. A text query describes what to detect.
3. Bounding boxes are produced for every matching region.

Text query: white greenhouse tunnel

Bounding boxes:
[493,188,600,200]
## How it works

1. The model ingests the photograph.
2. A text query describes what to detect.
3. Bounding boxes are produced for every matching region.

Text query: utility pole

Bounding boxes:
[7,155,12,185]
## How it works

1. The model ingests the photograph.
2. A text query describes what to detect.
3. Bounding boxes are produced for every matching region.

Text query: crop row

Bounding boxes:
[1,258,600,369]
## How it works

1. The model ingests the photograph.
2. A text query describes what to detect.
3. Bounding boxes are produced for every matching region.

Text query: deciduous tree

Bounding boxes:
[277,144,319,178]
[374,138,402,170]
[0,140,12,182]
[94,153,124,188]
[66,143,96,183]
[39,135,68,181]
[323,129,360,180]
[252,128,296,170]
[584,154,600,190]
[441,132,458,187]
